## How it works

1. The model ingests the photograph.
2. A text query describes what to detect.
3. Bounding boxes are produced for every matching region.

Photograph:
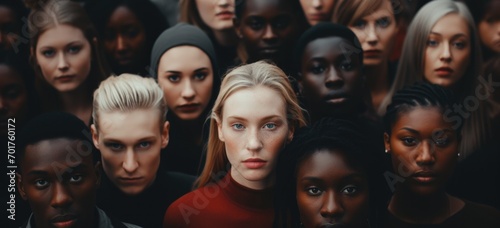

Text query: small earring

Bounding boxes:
[385,149,389,153]
[457,153,461,157]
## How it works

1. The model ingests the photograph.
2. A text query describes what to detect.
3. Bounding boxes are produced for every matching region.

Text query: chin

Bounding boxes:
[119,185,147,196]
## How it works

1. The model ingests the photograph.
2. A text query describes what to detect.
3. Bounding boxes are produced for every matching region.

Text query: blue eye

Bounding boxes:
[138,142,151,148]
[427,39,438,47]
[42,49,55,57]
[352,20,366,29]
[194,73,207,80]
[105,142,123,151]
[264,123,276,129]
[232,123,244,130]
[453,41,466,49]
[376,17,391,28]
[68,45,81,54]
[307,187,323,196]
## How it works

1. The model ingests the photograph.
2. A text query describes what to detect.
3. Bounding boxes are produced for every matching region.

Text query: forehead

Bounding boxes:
[22,138,94,173]
[37,24,88,48]
[222,86,287,119]
[97,109,161,139]
[304,37,360,60]
[108,5,142,26]
[431,13,470,36]
[394,106,454,131]
[158,46,212,70]
[298,149,362,178]
[244,0,291,15]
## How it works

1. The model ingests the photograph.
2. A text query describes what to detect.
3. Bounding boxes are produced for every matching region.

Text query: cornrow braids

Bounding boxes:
[383,82,462,135]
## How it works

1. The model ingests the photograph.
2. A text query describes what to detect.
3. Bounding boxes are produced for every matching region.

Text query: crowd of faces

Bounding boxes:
[4,0,500,227]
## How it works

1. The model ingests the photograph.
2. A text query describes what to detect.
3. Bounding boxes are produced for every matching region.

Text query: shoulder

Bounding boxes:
[449,200,500,227]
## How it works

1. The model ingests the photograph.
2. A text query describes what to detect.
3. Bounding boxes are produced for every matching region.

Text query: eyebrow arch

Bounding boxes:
[226,115,283,121]
[400,127,419,134]
[429,32,468,39]
[300,173,364,182]
[26,163,87,177]
[38,41,83,50]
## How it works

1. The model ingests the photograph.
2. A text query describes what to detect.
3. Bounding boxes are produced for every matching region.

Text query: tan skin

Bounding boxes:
[384,107,464,224]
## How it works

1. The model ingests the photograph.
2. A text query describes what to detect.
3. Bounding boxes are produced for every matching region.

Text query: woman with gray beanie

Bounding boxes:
[150,23,221,176]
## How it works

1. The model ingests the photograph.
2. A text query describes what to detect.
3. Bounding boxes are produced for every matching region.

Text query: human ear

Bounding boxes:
[161,121,170,148]
[16,173,27,200]
[217,120,225,142]
[90,124,100,149]
[384,132,391,153]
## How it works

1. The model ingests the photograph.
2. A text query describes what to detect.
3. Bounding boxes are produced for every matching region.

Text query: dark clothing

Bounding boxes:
[20,207,140,228]
[97,170,195,228]
[447,140,500,210]
[383,200,500,228]
[160,133,205,176]
[164,172,274,228]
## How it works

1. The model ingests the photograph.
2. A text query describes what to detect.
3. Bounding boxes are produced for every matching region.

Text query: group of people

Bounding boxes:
[1,0,500,227]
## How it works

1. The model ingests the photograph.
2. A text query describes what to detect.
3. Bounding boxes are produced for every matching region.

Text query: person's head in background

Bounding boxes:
[333,0,401,68]
[233,0,309,73]
[465,0,500,61]
[196,61,306,189]
[300,0,336,26]
[26,0,110,124]
[274,118,386,228]
[91,74,169,196]
[379,0,489,155]
[180,0,238,46]
[0,50,39,137]
[0,0,28,51]
[294,22,369,123]
[151,23,220,123]
[17,112,101,228]
[85,0,168,76]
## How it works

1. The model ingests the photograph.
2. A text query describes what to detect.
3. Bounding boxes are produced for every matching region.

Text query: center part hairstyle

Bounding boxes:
[195,61,307,188]
[25,0,110,110]
[379,0,489,155]
[92,74,167,131]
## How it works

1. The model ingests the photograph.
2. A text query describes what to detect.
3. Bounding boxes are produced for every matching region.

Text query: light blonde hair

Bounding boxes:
[92,74,167,131]
[195,61,307,188]
[379,0,490,156]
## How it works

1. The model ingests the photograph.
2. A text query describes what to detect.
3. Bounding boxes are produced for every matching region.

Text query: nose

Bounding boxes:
[325,66,344,88]
[218,0,230,7]
[320,191,344,219]
[122,150,139,173]
[262,24,278,43]
[312,0,322,8]
[366,24,379,46]
[416,140,435,166]
[57,53,69,72]
[51,183,73,208]
[181,80,196,100]
[439,43,452,62]
[116,35,127,53]
[246,128,263,152]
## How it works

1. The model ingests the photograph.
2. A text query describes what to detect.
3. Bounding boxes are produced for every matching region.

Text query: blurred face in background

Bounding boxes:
[196,0,235,31]
[300,0,336,25]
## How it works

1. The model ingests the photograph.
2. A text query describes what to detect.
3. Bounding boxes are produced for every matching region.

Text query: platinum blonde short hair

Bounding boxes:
[92,74,167,130]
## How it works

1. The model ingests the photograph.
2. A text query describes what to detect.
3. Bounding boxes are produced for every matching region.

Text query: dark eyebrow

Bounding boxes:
[300,173,365,182]
[194,68,209,72]
[26,163,87,177]
[429,32,468,39]
[401,127,419,134]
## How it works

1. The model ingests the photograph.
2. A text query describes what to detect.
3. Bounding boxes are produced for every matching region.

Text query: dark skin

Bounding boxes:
[299,37,364,122]
[104,5,147,74]
[296,149,370,228]
[384,107,464,224]
[0,64,27,136]
[234,0,301,66]
[17,138,101,228]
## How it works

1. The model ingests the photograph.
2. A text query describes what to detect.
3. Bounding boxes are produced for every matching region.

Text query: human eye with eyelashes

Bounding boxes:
[306,187,323,196]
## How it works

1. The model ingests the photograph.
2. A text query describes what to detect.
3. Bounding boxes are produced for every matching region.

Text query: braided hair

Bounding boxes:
[384,82,463,136]
[274,118,385,227]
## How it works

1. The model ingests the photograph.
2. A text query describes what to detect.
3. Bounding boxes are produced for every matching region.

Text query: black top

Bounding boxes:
[383,200,500,228]
[97,170,195,228]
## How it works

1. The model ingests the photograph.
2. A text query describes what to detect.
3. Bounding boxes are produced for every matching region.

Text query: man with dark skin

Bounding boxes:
[16,112,138,228]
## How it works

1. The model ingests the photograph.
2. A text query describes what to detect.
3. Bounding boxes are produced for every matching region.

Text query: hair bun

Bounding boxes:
[24,0,52,10]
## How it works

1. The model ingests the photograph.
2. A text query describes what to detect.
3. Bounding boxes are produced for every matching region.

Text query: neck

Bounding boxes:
[212,29,238,47]
[59,86,92,125]
[230,167,273,190]
[389,187,450,224]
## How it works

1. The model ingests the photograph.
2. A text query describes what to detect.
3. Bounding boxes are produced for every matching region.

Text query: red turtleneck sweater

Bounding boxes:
[163,172,274,228]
